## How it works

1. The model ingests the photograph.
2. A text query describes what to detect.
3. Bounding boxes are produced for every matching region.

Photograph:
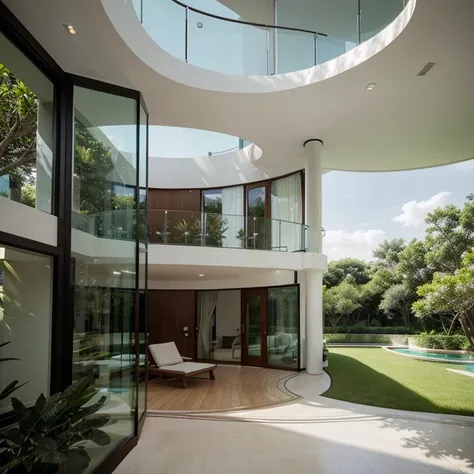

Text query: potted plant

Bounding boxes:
[0,378,114,474]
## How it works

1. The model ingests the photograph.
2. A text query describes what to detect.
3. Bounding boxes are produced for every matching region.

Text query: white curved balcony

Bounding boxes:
[133,0,408,75]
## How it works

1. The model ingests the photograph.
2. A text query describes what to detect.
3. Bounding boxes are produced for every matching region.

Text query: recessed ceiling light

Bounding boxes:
[113,271,121,275]
[276,270,280,273]
[198,273,205,277]
[63,24,77,35]
[366,83,376,91]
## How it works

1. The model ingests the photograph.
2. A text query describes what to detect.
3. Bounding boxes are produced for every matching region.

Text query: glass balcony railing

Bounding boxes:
[134,0,408,76]
[148,210,307,252]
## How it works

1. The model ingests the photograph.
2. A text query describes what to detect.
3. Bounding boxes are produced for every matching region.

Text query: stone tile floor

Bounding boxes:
[114,372,474,474]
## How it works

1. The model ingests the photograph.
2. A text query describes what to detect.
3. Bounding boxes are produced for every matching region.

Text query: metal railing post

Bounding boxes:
[313,33,318,66]
[164,211,168,244]
[278,221,282,252]
[357,0,361,45]
[266,27,270,75]
[185,6,189,62]
[140,0,144,24]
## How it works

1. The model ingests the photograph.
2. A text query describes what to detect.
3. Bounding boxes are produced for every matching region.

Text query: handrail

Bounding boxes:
[171,0,328,37]
[149,209,306,227]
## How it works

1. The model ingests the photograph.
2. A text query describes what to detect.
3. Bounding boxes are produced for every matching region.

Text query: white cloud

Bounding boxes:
[323,229,385,262]
[392,192,452,227]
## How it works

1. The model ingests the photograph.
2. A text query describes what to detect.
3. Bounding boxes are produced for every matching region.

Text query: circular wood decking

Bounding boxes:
[147,366,299,412]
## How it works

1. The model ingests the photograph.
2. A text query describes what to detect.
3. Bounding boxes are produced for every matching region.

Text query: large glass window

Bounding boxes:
[0,245,53,414]
[0,33,54,213]
[267,286,299,369]
[271,172,303,252]
[71,86,138,469]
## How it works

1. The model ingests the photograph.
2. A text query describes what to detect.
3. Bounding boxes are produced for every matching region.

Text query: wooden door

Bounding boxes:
[241,288,267,367]
[147,290,196,359]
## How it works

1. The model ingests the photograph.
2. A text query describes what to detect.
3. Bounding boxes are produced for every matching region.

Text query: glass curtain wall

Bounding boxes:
[71,84,147,470]
[0,245,53,414]
[0,32,54,213]
[271,172,303,252]
[267,286,299,369]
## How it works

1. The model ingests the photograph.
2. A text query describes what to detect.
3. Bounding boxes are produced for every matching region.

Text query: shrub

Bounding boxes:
[325,334,392,344]
[410,334,472,351]
[324,326,413,335]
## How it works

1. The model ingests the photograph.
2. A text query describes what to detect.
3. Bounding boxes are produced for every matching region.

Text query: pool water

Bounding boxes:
[392,348,474,363]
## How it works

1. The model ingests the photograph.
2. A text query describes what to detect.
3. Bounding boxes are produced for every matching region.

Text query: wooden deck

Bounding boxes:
[147,365,298,412]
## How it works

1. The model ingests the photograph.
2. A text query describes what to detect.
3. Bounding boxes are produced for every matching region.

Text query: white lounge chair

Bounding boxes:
[148,342,216,388]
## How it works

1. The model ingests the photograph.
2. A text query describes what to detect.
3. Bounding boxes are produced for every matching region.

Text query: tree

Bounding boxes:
[396,239,433,292]
[0,64,38,201]
[379,283,413,328]
[413,250,474,348]
[323,258,370,288]
[74,119,115,215]
[373,238,405,274]
[424,194,474,273]
[323,278,361,332]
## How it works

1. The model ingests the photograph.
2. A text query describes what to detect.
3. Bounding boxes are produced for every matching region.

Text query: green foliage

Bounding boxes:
[372,238,405,272]
[323,278,361,332]
[20,184,36,208]
[396,239,432,291]
[424,194,474,273]
[323,340,329,361]
[323,258,370,288]
[324,326,413,335]
[0,64,38,187]
[0,378,114,474]
[379,283,413,328]
[413,249,474,348]
[173,214,228,247]
[0,341,27,402]
[410,334,471,351]
[324,334,392,344]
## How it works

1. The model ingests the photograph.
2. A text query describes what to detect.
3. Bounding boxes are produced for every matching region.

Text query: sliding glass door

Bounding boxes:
[241,288,267,366]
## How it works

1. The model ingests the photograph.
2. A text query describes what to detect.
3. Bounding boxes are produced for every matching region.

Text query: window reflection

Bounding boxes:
[0,32,54,213]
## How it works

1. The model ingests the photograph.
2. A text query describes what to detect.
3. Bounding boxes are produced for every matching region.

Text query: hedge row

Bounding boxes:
[409,334,472,351]
[325,334,392,344]
[324,326,414,335]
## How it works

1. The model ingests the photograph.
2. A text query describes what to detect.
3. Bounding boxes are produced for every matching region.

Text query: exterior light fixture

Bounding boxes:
[198,273,205,277]
[276,270,280,273]
[63,24,77,35]
[366,83,376,91]
[113,271,121,275]
[197,22,203,28]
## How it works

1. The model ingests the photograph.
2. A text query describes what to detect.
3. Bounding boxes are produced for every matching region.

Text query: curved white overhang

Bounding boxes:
[5,0,474,175]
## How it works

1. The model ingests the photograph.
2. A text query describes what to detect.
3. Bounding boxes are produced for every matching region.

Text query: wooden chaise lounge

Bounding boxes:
[148,342,216,388]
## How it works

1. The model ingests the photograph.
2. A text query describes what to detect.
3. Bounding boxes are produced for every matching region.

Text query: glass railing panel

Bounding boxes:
[142,0,186,61]
[148,210,307,252]
[316,34,356,65]
[188,10,269,75]
[275,30,315,74]
[360,0,405,43]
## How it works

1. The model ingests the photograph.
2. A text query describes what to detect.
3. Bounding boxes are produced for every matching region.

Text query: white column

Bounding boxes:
[304,139,324,375]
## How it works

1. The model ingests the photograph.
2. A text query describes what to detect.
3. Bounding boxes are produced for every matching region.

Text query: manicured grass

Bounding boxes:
[324,347,474,416]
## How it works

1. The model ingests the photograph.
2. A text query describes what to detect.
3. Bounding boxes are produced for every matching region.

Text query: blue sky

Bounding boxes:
[322,159,474,261]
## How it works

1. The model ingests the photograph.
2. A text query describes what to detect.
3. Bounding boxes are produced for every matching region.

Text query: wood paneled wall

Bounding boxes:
[147,290,196,359]
[148,189,201,243]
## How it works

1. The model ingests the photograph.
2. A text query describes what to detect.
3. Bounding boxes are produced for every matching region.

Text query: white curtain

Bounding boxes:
[221,186,244,248]
[197,291,218,359]
[271,173,303,252]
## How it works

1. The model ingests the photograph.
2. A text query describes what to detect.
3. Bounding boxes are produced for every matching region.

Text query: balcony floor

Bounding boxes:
[147,366,298,412]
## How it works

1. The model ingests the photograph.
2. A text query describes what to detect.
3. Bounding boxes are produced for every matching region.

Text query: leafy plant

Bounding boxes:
[0,378,114,474]
[409,334,471,351]
[0,341,27,402]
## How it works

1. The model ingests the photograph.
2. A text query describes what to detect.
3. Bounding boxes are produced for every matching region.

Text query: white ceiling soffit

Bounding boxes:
[5,0,474,178]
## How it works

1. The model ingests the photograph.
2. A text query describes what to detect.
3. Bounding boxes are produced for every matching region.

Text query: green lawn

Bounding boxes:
[324,347,474,416]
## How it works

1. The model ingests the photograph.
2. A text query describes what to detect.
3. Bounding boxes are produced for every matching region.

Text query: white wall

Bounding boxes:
[0,248,52,413]
[0,198,57,246]
[149,270,295,290]
[215,290,241,338]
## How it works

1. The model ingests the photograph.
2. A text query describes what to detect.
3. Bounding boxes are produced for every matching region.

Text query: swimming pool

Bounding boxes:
[390,347,474,364]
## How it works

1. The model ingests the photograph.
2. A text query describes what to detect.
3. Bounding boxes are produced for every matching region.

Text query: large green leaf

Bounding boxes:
[70,396,107,424]
[82,428,111,446]
[33,437,68,464]
[70,388,98,408]
[65,447,91,474]
[62,378,90,405]
[0,380,27,401]
[39,398,68,424]
[11,397,26,421]
[1,427,21,445]
[71,415,111,433]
